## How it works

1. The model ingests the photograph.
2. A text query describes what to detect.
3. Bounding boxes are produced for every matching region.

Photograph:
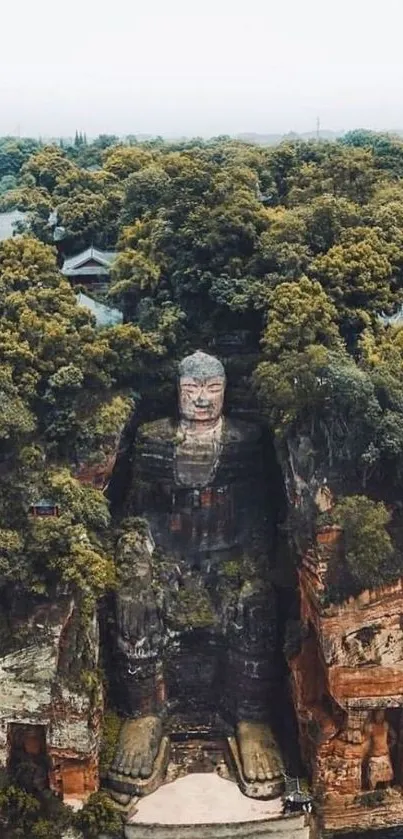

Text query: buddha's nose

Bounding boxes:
[195,396,211,408]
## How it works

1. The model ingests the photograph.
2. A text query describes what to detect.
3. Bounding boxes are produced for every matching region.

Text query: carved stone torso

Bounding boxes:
[174,417,224,488]
[130,417,271,562]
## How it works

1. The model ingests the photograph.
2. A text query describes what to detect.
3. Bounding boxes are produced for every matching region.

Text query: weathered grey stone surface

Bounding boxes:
[124,814,308,839]
[0,594,101,799]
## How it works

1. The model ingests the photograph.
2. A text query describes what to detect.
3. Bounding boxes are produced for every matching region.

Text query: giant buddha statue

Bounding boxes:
[107,350,284,802]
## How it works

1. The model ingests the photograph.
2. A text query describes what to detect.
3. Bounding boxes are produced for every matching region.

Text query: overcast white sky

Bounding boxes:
[1,0,403,138]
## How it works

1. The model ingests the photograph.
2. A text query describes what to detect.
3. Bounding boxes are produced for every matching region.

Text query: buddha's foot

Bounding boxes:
[229,720,284,799]
[108,715,169,800]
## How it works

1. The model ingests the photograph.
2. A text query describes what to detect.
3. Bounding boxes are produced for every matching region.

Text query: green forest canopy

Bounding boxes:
[2,130,403,599]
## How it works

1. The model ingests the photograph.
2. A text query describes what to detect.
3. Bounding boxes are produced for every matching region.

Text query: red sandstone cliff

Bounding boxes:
[289,527,403,833]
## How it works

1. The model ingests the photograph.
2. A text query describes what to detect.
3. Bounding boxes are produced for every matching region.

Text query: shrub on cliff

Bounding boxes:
[0,465,115,602]
[0,784,72,838]
[74,791,124,838]
[0,784,40,837]
[331,495,394,588]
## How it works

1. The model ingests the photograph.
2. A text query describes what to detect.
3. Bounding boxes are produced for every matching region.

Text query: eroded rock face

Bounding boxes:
[298,532,403,703]
[72,451,118,491]
[288,528,403,832]
[270,423,403,832]
[0,596,101,803]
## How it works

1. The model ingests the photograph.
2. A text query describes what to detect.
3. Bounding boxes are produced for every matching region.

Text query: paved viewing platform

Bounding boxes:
[123,774,309,839]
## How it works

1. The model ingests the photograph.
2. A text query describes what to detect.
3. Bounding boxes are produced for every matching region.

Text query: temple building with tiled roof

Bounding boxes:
[61,246,116,290]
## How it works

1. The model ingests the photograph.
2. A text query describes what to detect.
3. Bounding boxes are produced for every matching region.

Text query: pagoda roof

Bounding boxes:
[62,246,116,277]
[77,292,123,327]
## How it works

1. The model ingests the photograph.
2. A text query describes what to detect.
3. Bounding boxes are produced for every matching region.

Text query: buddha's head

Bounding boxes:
[178,350,226,426]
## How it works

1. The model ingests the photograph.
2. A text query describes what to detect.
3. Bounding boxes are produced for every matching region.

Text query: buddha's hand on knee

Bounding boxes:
[117,590,164,661]
[232,581,273,645]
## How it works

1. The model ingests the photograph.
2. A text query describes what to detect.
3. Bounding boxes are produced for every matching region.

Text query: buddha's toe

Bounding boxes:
[113,751,126,775]
[130,752,142,779]
[265,756,277,781]
[140,757,153,778]
[243,754,257,781]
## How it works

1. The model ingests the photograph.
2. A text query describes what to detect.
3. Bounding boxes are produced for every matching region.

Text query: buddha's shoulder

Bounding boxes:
[136,416,263,445]
[137,418,178,444]
[224,417,263,444]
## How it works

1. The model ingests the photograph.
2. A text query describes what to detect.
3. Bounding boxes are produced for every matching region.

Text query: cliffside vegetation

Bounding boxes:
[0,233,167,604]
[0,781,124,838]
[2,131,403,620]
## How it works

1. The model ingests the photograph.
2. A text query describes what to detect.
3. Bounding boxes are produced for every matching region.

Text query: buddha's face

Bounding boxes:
[179,376,225,424]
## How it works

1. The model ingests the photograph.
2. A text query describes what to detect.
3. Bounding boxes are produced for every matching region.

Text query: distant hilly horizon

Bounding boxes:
[237,128,403,145]
[5,128,403,144]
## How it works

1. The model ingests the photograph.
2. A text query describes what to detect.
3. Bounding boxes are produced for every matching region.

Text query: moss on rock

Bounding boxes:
[98,710,122,777]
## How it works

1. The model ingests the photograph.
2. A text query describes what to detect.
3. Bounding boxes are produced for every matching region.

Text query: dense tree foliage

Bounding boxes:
[0,234,167,603]
[0,781,73,839]
[330,496,393,588]
[2,130,403,614]
[0,781,123,838]
[74,791,123,838]
[0,138,41,181]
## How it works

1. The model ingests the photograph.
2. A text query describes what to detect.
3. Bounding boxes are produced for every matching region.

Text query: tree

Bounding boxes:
[103,145,154,180]
[311,226,398,335]
[303,194,361,253]
[93,134,120,150]
[254,344,332,434]
[267,142,300,201]
[0,785,41,837]
[55,190,111,250]
[255,345,384,494]
[261,277,341,360]
[360,323,403,384]
[331,495,393,588]
[0,138,41,179]
[287,145,378,205]
[253,206,311,281]
[121,164,171,220]
[343,130,403,179]
[20,147,76,194]
[0,175,17,194]
[74,792,123,838]
[109,249,161,317]
[0,784,73,839]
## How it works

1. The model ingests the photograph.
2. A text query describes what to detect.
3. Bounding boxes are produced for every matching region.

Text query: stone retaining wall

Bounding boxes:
[124,814,309,839]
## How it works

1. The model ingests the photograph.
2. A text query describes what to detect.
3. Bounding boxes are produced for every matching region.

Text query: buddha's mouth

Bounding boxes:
[193,407,213,416]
